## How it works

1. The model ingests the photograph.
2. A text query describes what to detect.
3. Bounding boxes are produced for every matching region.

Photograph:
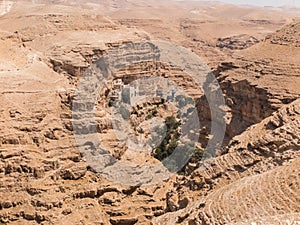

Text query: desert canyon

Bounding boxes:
[0,0,299,225]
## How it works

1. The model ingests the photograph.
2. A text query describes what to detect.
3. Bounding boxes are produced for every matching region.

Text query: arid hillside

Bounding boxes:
[0,1,299,225]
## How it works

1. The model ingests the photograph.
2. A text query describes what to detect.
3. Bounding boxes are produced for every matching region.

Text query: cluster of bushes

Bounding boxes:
[152,116,181,161]
[163,142,204,173]
[117,96,204,173]
[152,115,205,172]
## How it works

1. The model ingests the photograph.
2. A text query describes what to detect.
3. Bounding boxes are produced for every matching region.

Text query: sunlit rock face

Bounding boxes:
[0,1,299,224]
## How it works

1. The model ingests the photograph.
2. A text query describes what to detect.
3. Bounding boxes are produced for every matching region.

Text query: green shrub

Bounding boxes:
[165,116,181,130]
[145,114,153,120]
[155,137,205,173]
[153,116,181,161]
[193,147,204,161]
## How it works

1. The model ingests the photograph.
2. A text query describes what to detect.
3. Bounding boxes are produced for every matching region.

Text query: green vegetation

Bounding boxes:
[153,116,181,161]
[117,95,202,173]
[193,147,204,161]
[161,141,203,173]
[145,114,153,120]
[152,115,205,173]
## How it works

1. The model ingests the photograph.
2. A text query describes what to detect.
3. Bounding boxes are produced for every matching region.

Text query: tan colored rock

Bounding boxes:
[59,162,87,180]
[110,216,138,225]
[0,1,299,225]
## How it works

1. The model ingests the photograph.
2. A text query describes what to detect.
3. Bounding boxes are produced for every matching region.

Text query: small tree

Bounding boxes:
[153,116,181,161]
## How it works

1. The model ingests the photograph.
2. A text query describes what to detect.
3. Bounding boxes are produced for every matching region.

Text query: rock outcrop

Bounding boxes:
[0,1,299,225]
[153,99,300,225]
[266,20,300,47]
[216,34,260,50]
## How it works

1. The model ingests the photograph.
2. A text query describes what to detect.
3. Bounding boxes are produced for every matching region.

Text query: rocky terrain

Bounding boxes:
[0,0,299,225]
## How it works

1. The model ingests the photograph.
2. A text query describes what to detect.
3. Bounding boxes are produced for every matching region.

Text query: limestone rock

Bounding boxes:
[60,162,87,180]
[110,216,138,225]
[0,1,299,225]
[217,34,260,50]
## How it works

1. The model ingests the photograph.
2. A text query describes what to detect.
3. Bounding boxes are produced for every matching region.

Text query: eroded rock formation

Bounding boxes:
[0,1,299,225]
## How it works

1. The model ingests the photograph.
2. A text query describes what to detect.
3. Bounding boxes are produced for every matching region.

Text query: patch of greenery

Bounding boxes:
[145,114,153,120]
[174,143,205,174]
[153,116,181,161]
[193,147,204,161]
[152,116,205,172]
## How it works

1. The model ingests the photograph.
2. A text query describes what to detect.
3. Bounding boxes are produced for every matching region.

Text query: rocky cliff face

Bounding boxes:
[153,98,300,225]
[0,1,299,225]
[216,34,260,50]
[266,20,300,47]
[199,20,300,147]
[152,20,300,224]
[0,3,165,224]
